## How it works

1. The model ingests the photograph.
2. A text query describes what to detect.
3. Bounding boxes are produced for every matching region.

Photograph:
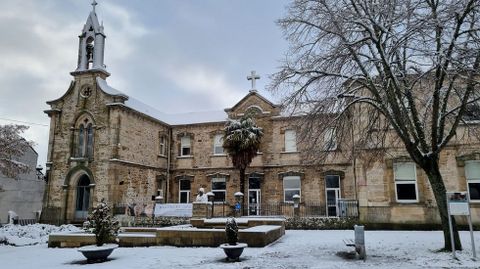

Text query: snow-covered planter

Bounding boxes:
[219,218,247,262]
[78,201,120,262]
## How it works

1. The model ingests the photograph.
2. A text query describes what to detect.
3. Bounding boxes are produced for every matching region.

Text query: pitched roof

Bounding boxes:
[98,77,227,126]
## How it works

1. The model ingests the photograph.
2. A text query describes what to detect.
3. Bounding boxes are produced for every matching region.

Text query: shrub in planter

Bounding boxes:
[226,218,239,245]
[219,218,247,262]
[78,201,120,262]
[84,201,120,246]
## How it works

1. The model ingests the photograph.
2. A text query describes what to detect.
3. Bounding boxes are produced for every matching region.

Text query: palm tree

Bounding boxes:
[223,114,263,215]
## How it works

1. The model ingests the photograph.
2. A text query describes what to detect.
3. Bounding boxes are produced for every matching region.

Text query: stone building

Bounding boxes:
[41,4,479,225]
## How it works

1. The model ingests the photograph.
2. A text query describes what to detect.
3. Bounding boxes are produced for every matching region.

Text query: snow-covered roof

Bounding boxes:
[83,11,103,34]
[97,77,227,126]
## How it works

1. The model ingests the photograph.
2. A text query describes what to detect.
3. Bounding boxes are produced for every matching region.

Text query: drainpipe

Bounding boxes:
[166,128,172,203]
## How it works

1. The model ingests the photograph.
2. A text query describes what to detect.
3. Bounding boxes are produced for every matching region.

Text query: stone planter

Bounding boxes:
[78,244,118,262]
[219,243,247,261]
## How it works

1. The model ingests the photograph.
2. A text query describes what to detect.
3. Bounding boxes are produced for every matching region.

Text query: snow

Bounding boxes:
[0,224,81,246]
[117,233,156,238]
[78,244,118,251]
[1,230,479,268]
[98,77,227,125]
[243,225,280,232]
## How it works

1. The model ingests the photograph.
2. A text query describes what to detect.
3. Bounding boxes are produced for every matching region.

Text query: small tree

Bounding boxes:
[0,124,32,178]
[225,218,239,245]
[223,114,263,215]
[83,201,120,246]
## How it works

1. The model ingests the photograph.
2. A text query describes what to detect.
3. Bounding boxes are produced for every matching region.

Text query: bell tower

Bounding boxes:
[71,0,110,77]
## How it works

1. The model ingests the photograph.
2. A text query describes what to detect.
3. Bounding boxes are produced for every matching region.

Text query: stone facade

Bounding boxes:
[41,6,480,226]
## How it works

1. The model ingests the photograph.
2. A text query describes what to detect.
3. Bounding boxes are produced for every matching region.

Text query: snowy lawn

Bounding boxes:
[1,230,479,268]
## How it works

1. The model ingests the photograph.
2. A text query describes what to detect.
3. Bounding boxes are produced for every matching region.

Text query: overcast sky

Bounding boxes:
[0,0,290,168]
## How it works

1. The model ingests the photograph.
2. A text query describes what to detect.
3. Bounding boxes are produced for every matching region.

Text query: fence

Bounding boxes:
[255,200,358,218]
[114,200,359,220]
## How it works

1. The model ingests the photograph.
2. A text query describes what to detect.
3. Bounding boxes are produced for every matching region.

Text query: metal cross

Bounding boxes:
[92,0,98,12]
[247,70,261,90]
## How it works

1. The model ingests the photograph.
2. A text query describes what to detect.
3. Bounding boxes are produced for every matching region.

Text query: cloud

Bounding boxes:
[160,63,244,109]
[0,0,148,167]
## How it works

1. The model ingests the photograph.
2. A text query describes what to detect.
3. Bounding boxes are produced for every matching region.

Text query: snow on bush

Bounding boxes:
[0,224,81,246]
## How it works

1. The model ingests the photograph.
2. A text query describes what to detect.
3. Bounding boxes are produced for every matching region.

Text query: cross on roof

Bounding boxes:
[247,70,260,91]
[92,0,98,12]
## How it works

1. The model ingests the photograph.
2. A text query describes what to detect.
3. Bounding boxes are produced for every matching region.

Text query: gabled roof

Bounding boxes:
[98,78,227,126]
[224,90,279,112]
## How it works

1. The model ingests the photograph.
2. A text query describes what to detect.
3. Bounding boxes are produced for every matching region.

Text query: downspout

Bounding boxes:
[166,128,172,203]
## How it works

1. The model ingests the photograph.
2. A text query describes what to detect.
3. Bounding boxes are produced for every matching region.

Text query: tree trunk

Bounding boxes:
[239,168,246,216]
[422,157,462,251]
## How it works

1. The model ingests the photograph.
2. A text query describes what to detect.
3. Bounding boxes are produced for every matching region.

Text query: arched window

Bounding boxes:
[77,125,85,157]
[76,118,94,159]
[86,124,94,158]
[86,36,95,69]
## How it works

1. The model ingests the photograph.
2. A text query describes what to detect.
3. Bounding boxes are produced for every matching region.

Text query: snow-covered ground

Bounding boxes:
[0,224,80,246]
[0,229,479,268]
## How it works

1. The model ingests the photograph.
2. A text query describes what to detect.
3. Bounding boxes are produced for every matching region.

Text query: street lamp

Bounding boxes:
[234,192,244,217]
[292,194,301,218]
[206,192,215,218]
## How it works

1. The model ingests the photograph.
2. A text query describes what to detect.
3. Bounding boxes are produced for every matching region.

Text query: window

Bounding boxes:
[213,134,224,155]
[393,162,418,202]
[283,176,301,203]
[464,103,480,122]
[465,161,480,201]
[159,135,166,156]
[77,125,84,156]
[86,124,93,158]
[324,128,337,151]
[76,120,94,159]
[284,129,297,152]
[212,177,226,202]
[180,136,191,156]
[179,179,191,203]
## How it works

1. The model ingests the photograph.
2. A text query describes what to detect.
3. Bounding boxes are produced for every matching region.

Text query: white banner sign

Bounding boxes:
[154,203,192,217]
[449,202,470,216]
[447,192,470,216]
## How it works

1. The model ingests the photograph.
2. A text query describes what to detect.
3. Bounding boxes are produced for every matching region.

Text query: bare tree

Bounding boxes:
[270,0,480,250]
[0,124,32,178]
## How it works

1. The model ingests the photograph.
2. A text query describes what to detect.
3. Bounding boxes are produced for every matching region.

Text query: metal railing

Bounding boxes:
[113,200,359,219]
[252,200,358,218]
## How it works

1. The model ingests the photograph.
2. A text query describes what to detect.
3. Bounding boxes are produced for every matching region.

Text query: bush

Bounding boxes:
[225,218,238,245]
[285,217,357,230]
[84,202,120,246]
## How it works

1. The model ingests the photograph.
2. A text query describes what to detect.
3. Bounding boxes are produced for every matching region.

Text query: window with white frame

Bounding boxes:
[213,134,224,155]
[465,161,480,201]
[284,129,297,152]
[211,177,226,202]
[283,176,301,203]
[159,135,166,156]
[179,179,191,203]
[393,162,418,202]
[324,128,337,151]
[180,136,191,156]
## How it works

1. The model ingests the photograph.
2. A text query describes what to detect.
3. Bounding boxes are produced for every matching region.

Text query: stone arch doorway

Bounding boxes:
[75,175,91,220]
